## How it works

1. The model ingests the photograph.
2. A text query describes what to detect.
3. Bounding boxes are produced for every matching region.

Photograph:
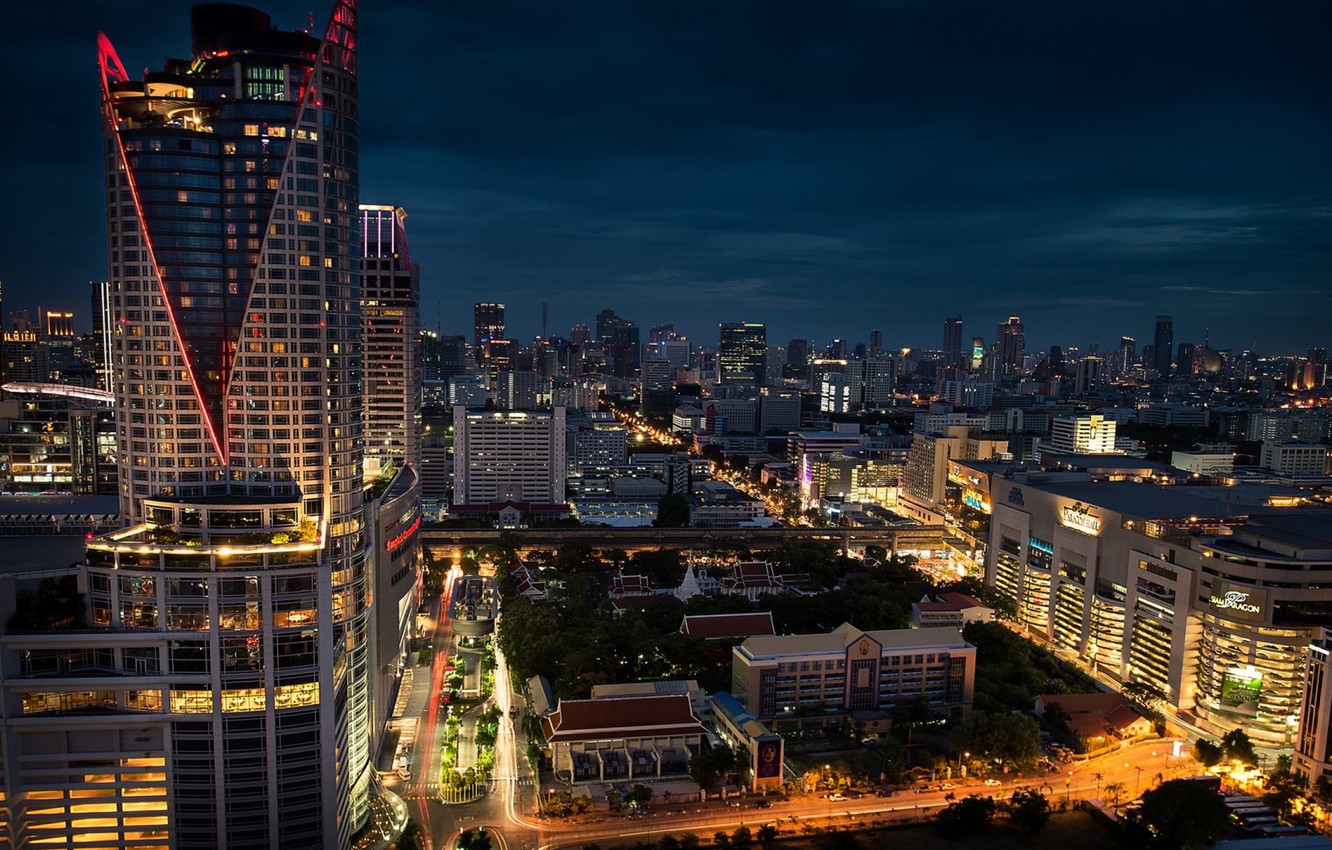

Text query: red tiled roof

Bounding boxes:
[680,612,776,639]
[542,694,707,743]
[937,592,987,609]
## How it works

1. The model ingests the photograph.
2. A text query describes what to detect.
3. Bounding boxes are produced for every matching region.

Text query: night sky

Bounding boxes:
[3,0,1329,355]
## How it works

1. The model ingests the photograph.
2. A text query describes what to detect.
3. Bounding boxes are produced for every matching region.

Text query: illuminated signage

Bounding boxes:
[1220,666,1262,716]
[385,516,421,551]
[1210,590,1259,614]
[1060,502,1100,535]
[1207,580,1266,625]
[963,491,989,513]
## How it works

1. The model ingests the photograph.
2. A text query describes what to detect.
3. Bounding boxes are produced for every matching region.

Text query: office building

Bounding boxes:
[360,204,421,478]
[473,302,505,364]
[758,388,801,435]
[452,406,567,505]
[498,370,540,410]
[869,328,883,356]
[1049,415,1117,455]
[1118,336,1136,377]
[567,416,628,472]
[857,355,897,410]
[783,338,808,380]
[0,383,118,495]
[731,624,976,731]
[1260,441,1331,477]
[996,316,1024,377]
[1293,629,1332,789]
[0,4,370,848]
[943,317,964,369]
[1153,315,1173,375]
[718,322,767,386]
[1,328,46,383]
[91,280,115,390]
[1074,355,1105,395]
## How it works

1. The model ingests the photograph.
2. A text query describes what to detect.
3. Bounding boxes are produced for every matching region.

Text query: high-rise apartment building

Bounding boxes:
[1153,315,1173,375]
[0,4,369,849]
[360,204,421,478]
[783,338,808,380]
[718,322,767,385]
[473,302,505,364]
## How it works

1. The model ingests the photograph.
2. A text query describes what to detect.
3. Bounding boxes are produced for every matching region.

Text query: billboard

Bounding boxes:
[754,737,783,780]
[1219,666,1262,716]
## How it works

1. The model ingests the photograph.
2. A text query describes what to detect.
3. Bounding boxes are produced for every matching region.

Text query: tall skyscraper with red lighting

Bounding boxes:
[0,3,370,848]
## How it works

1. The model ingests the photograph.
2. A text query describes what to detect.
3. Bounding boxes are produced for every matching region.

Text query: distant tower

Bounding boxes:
[869,328,883,356]
[1118,335,1136,377]
[997,316,1025,376]
[1153,315,1174,375]
[474,302,506,364]
[942,317,964,368]
[360,204,422,476]
[718,322,768,385]
[90,280,114,390]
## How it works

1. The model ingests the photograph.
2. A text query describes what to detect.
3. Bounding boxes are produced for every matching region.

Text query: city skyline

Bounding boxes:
[3,0,1330,352]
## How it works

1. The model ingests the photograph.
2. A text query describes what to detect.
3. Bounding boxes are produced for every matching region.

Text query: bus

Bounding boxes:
[1179,775,1223,792]
[1224,796,1262,808]
[1236,813,1279,830]
[1256,826,1308,838]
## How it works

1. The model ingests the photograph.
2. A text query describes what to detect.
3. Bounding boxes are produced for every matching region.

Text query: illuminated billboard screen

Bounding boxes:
[1220,667,1262,716]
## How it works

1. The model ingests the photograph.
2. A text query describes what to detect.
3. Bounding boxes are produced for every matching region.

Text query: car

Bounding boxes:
[752,800,771,809]
[827,793,844,802]
[982,779,1002,787]
[875,789,896,798]
[843,790,863,799]
[937,783,956,791]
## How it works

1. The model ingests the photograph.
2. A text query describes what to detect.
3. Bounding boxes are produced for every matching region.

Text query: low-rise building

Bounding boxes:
[731,624,976,732]
[542,693,708,784]
[910,592,994,629]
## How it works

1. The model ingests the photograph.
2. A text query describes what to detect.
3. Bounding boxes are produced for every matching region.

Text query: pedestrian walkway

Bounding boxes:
[352,786,409,850]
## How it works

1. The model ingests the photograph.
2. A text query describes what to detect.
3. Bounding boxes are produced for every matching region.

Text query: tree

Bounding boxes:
[1191,739,1222,768]
[730,826,753,848]
[457,829,493,850]
[1221,729,1258,767]
[395,819,423,850]
[1129,779,1230,850]
[626,784,653,808]
[1103,782,1125,806]
[1263,755,1308,820]
[756,824,778,849]
[953,710,1041,770]
[934,795,997,838]
[712,832,730,848]
[1005,788,1051,835]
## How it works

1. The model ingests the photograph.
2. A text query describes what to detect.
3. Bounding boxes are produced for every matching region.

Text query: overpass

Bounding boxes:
[420,524,946,555]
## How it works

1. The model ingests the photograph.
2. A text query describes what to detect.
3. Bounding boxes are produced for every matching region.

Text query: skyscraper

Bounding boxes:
[718,322,767,385]
[474,302,505,364]
[996,315,1025,377]
[361,204,421,478]
[0,4,369,848]
[1153,315,1174,375]
[1118,335,1136,377]
[869,328,883,357]
[784,337,808,380]
[942,316,964,368]
[91,279,115,390]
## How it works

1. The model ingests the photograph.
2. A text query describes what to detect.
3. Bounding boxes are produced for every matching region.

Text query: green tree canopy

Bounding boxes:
[934,794,997,839]
[1129,779,1230,850]
[1005,788,1051,835]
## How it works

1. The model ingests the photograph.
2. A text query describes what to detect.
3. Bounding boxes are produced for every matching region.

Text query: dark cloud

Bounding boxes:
[2,0,1329,353]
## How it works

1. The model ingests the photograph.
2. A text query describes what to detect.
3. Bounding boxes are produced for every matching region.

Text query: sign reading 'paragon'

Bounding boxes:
[1208,580,1266,624]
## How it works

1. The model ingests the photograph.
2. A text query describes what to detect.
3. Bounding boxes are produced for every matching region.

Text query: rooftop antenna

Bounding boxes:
[435,299,442,335]
[542,302,548,340]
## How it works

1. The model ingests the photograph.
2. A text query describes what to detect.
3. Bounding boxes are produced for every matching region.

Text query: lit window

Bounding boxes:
[243,124,259,136]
